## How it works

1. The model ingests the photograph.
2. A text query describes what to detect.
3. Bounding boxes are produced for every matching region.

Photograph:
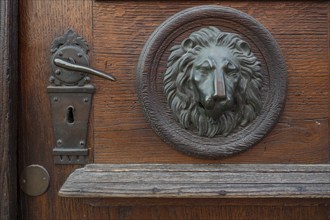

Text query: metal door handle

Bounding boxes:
[48,29,115,164]
[54,58,116,81]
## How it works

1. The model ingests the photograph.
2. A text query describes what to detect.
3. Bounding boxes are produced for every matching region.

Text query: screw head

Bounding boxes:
[57,139,62,145]
[80,141,85,146]
[78,53,83,58]
[55,69,61,75]
[83,98,89,103]
[58,51,63,56]
[84,77,91,83]
[49,76,55,83]
[53,97,59,102]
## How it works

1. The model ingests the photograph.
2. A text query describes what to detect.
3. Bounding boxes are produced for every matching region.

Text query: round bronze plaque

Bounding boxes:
[20,165,50,196]
[137,5,287,158]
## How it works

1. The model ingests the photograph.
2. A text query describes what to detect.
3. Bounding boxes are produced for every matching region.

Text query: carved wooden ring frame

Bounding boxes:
[137,5,287,159]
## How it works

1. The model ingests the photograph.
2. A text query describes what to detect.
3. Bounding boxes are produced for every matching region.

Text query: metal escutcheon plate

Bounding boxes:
[51,46,89,84]
[20,165,50,196]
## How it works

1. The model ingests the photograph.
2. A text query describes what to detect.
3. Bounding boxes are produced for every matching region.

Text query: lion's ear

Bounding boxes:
[238,41,251,54]
[181,38,195,51]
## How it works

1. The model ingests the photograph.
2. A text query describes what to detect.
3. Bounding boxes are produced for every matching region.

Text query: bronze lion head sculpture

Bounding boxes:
[164,26,263,137]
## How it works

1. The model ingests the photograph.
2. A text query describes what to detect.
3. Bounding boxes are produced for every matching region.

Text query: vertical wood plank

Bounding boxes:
[0,0,18,219]
[19,0,93,219]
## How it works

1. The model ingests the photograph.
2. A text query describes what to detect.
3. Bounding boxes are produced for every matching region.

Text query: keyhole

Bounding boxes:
[66,106,75,124]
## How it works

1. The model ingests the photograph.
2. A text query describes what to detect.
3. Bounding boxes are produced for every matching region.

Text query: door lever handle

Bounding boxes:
[48,29,115,164]
[54,58,116,81]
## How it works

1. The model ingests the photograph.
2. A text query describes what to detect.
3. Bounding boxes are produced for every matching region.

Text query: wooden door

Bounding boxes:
[1,0,329,219]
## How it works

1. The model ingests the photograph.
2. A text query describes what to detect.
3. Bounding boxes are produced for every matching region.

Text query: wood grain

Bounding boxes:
[137,5,288,158]
[92,1,329,163]
[18,0,94,219]
[18,1,330,220]
[79,198,330,220]
[59,164,330,198]
[0,0,18,219]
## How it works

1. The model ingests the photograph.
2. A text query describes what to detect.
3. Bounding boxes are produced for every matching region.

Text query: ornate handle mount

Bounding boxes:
[48,29,115,164]
[49,29,115,86]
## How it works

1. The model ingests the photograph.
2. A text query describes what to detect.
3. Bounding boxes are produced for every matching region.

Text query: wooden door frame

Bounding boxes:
[0,0,18,219]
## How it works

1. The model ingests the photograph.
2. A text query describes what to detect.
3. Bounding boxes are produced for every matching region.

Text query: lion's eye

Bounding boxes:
[197,60,214,73]
[224,61,239,77]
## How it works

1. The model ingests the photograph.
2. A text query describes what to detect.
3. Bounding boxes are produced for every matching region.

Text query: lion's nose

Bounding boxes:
[213,71,226,100]
[204,97,215,109]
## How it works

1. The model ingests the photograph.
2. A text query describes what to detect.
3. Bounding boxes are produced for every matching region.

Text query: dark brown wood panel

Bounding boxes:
[92,1,329,163]
[20,197,330,220]
[73,199,330,220]
[19,0,94,165]
[0,0,18,219]
[18,0,93,219]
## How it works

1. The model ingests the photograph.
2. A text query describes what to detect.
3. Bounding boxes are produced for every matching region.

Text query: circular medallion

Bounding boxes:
[137,5,287,158]
[20,165,50,196]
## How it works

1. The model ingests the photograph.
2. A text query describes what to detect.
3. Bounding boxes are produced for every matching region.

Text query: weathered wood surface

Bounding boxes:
[59,164,330,198]
[92,1,329,163]
[19,0,329,219]
[0,0,18,219]
[19,0,94,219]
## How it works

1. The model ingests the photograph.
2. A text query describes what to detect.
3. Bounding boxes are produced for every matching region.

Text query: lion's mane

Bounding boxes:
[164,26,263,137]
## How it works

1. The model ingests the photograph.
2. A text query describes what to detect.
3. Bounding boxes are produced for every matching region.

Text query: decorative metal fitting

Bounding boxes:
[48,29,116,164]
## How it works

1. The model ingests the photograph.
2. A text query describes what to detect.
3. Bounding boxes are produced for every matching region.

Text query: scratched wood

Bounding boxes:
[59,164,330,198]
[92,1,329,163]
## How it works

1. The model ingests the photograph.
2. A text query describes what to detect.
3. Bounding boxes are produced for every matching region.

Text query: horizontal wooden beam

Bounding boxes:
[59,164,330,198]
